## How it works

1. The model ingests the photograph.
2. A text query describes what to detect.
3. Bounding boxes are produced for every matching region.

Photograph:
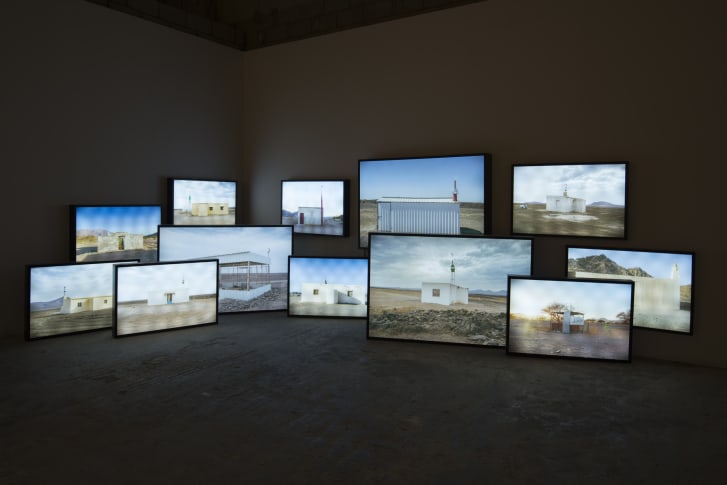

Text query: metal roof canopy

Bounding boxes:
[213,251,270,267]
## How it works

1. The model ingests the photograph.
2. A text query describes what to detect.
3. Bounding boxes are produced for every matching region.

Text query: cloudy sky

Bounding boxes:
[172,179,236,210]
[568,247,693,284]
[116,261,218,302]
[512,163,626,205]
[158,226,292,273]
[30,262,122,302]
[75,205,161,235]
[509,278,633,319]
[359,155,485,202]
[288,257,368,293]
[281,180,345,216]
[369,235,532,291]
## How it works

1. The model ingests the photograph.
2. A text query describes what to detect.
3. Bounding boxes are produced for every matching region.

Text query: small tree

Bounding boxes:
[617,310,631,324]
[542,302,569,323]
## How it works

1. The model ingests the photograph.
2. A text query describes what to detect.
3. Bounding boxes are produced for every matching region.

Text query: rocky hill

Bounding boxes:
[568,254,652,277]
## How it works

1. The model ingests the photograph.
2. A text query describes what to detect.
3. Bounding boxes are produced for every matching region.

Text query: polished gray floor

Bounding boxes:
[2,312,726,484]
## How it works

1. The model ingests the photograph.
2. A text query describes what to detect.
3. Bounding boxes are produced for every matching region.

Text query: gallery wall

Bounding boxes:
[242,0,725,367]
[0,1,244,337]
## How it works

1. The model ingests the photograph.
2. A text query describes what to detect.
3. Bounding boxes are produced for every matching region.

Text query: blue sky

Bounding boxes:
[172,179,236,210]
[509,278,633,319]
[116,261,218,302]
[369,235,531,291]
[512,163,626,205]
[281,180,344,215]
[158,226,292,273]
[359,155,485,202]
[568,248,692,284]
[288,257,368,293]
[75,206,161,235]
[30,262,121,302]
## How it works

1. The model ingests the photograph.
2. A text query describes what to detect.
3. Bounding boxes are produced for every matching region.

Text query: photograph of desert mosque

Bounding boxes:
[368,234,532,347]
[114,260,218,337]
[288,257,368,318]
[512,162,627,238]
[567,247,694,334]
[27,261,130,339]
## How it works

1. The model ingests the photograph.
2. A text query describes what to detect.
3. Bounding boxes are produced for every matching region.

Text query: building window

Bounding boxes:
[104,299,108,304]
[77,302,82,308]
[313,289,319,295]
[432,289,440,297]
[347,291,353,297]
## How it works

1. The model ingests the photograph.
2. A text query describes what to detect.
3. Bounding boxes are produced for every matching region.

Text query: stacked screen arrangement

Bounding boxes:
[22,152,696,367]
[359,153,491,248]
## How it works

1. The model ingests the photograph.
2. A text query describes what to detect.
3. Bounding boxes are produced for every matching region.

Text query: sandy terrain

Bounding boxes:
[288,295,367,318]
[512,204,625,237]
[116,296,217,335]
[28,308,112,339]
[507,318,631,361]
[368,287,507,346]
[172,209,236,225]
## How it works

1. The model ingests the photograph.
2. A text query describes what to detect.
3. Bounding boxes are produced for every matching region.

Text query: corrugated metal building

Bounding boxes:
[377,197,460,234]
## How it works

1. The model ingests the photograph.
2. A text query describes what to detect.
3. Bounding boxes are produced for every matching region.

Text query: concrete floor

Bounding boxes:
[2,311,726,484]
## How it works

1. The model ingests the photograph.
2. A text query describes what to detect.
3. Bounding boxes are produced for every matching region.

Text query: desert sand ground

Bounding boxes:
[507,318,631,361]
[173,209,236,225]
[116,296,217,335]
[292,222,345,236]
[28,307,113,339]
[359,201,486,246]
[368,287,507,346]
[512,204,625,237]
[288,295,367,318]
